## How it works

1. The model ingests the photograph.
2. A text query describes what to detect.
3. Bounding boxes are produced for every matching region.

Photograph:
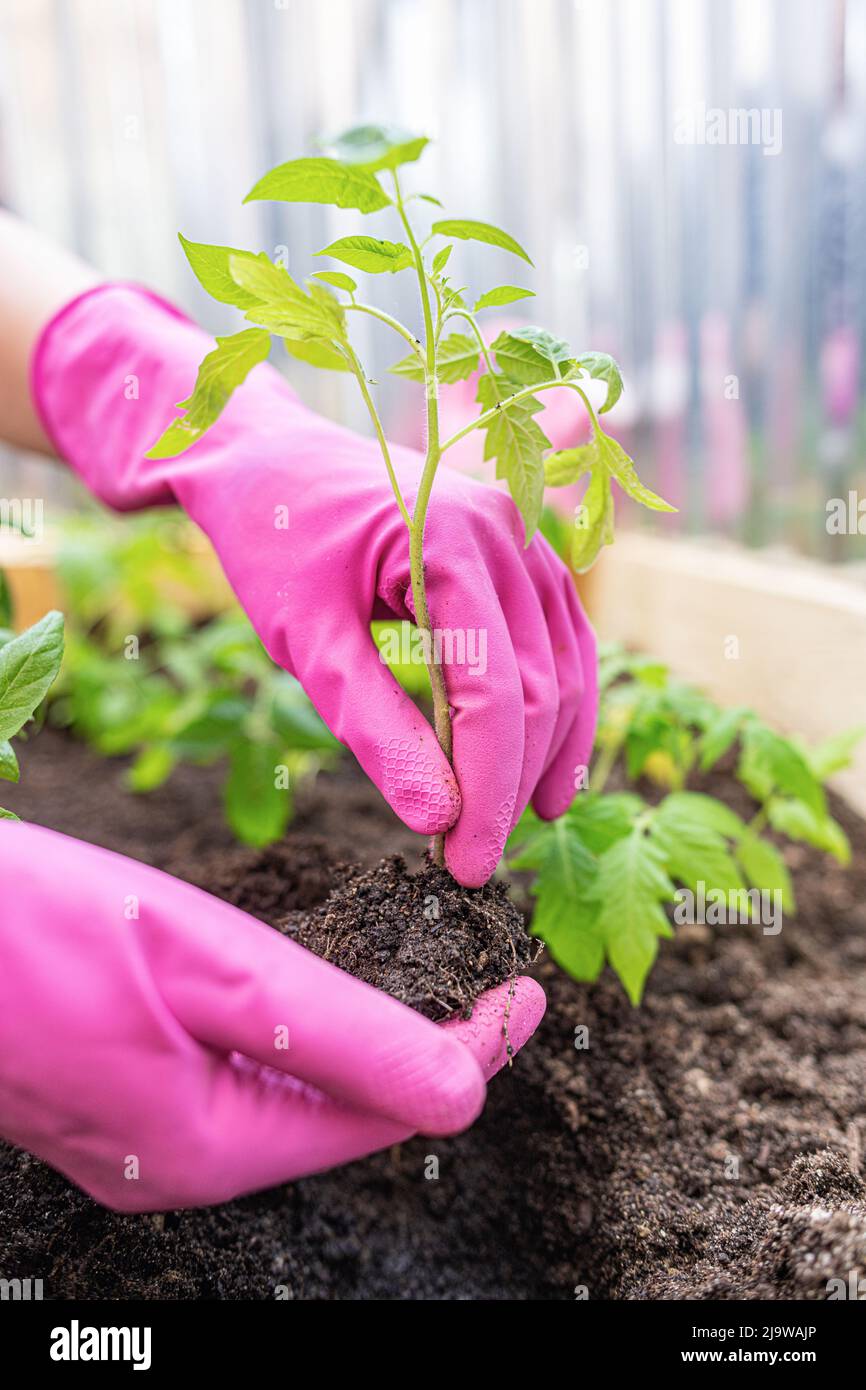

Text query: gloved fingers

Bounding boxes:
[153,890,486,1136]
[416,549,525,887]
[532,570,598,819]
[439,976,546,1074]
[291,611,461,836]
[523,537,589,792]
[203,977,546,1202]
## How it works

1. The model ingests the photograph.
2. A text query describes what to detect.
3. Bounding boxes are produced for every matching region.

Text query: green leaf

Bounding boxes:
[544,443,593,487]
[0,569,14,628]
[307,281,349,332]
[505,802,544,856]
[315,236,413,275]
[651,798,746,902]
[431,219,533,265]
[432,244,453,275]
[282,337,349,372]
[593,430,676,513]
[656,790,747,840]
[508,326,574,375]
[738,723,826,816]
[0,738,20,783]
[514,819,604,981]
[145,328,271,459]
[244,157,390,213]
[698,706,748,771]
[474,285,535,311]
[168,709,240,765]
[387,351,426,382]
[126,743,176,793]
[433,333,480,384]
[312,270,357,294]
[545,419,675,516]
[491,329,557,385]
[0,611,65,743]
[177,234,260,309]
[570,466,614,573]
[566,352,624,413]
[736,833,795,913]
[0,807,19,821]
[230,255,345,339]
[389,332,479,385]
[224,740,292,848]
[326,124,429,173]
[805,726,865,779]
[625,716,693,785]
[476,372,549,542]
[590,826,675,1006]
[566,791,644,853]
[767,797,851,866]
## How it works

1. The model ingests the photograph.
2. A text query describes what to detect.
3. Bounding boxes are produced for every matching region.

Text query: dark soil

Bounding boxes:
[2,727,866,1300]
[277,856,535,1020]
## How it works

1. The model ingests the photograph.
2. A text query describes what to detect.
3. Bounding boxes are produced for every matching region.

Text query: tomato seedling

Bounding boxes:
[508,645,863,1004]
[147,123,674,866]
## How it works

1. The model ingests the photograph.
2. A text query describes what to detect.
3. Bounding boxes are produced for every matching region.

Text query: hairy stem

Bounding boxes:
[394,170,451,868]
[445,307,497,381]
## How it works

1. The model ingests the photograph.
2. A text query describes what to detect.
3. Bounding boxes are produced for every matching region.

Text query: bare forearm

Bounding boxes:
[0,211,100,454]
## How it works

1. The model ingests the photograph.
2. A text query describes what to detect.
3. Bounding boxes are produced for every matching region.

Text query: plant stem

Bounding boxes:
[440,377,586,453]
[590,725,627,794]
[345,302,424,358]
[394,170,451,868]
[343,345,412,530]
[445,307,497,380]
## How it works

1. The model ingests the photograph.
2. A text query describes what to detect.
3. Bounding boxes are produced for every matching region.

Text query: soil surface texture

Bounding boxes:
[2,728,865,1300]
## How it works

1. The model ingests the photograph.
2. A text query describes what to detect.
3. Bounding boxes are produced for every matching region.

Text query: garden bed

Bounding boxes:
[2,728,866,1300]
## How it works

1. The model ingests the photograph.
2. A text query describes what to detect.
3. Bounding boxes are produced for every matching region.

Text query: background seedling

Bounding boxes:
[508,644,863,1004]
[50,513,337,848]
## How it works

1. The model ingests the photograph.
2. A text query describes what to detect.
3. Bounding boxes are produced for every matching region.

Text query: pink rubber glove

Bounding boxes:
[32,285,597,886]
[0,822,544,1211]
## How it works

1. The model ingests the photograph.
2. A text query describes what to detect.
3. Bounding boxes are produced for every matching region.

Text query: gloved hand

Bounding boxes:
[0,822,545,1211]
[33,285,598,885]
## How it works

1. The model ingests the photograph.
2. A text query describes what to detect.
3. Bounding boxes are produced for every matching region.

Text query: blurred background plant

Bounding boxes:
[508,642,863,1004]
[48,511,338,847]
